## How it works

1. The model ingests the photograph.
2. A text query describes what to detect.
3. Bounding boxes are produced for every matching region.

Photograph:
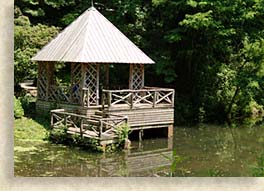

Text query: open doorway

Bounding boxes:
[100,64,129,90]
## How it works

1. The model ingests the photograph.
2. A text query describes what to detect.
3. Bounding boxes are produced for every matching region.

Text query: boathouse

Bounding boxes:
[32,7,174,145]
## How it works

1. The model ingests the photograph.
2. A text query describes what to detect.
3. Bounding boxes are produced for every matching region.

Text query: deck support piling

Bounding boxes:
[139,129,144,141]
[168,125,173,138]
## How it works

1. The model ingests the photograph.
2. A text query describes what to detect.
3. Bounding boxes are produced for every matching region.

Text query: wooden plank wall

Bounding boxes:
[36,100,97,117]
[106,107,174,129]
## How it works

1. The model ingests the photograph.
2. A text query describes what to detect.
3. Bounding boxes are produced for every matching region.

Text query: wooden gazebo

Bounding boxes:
[32,7,174,143]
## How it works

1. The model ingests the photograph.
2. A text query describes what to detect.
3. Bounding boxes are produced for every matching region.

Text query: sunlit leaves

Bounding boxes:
[180,10,214,29]
[152,0,168,6]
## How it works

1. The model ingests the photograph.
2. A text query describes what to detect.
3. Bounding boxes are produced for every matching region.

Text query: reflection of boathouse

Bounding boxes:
[32,7,174,144]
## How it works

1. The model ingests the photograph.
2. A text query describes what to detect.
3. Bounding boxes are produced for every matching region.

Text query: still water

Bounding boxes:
[14,125,264,176]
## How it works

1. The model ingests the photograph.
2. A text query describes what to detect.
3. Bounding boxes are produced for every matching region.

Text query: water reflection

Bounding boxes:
[14,125,264,177]
[14,138,173,177]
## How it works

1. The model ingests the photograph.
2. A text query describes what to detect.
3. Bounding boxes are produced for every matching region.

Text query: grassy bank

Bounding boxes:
[14,117,49,142]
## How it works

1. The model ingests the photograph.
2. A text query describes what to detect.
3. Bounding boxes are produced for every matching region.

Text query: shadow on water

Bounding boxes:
[14,124,264,177]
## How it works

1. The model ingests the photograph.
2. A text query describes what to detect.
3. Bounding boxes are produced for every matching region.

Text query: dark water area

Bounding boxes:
[14,125,264,177]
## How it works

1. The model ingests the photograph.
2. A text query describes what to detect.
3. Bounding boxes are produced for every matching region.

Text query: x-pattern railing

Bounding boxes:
[51,109,128,141]
[102,87,174,109]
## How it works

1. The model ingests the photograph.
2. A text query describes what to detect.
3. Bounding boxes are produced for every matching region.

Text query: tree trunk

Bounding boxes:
[227,86,240,124]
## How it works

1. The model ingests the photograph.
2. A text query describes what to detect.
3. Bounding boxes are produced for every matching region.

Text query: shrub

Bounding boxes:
[116,123,131,144]
[14,96,24,118]
[49,124,68,143]
[19,93,36,116]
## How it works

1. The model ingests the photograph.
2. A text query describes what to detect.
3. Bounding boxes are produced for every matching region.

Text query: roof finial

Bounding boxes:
[91,0,94,7]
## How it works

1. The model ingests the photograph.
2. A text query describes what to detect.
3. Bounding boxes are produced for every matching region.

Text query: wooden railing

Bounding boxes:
[50,109,128,140]
[82,87,90,107]
[102,87,174,109]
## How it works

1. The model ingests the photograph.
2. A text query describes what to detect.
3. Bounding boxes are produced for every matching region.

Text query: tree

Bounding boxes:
[14,9,59,86]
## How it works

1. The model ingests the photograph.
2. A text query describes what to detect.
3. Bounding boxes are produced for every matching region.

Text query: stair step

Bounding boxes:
[85,119,100,126]
[90,115,103,119]
[95,111,103,116]
[67,128,99,138]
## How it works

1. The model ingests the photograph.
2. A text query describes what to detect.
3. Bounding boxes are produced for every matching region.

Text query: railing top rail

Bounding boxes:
[102,87,174,93]
[100,117,127,122]
[51,109,90,119]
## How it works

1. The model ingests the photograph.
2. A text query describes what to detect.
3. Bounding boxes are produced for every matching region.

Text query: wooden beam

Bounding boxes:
[96,64,100,105]
[105,64,109,90]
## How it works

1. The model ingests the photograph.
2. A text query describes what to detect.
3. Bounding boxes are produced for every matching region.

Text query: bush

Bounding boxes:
[49,124,68,143]
[116,124,131,144]
[19,93,36,116]
[14,96,24,118]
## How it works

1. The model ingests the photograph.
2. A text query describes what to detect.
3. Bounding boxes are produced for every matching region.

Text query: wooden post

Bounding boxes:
[45,62,49,101]
[37,62,41,99]
[139,129,143,141]
[130,92,133,109]
[141,65,145,88]
[105,64,109,90]
[87,88,90,107]
[168,136,173,150]
[102,92,105,111]
[46,62,55,101]
[153,91,157,108]
[129,64,133,89]
[80,119,83,138]
[50,112,54,128]
[168,125,173,138]
[172,90,175,107]
[96,64,100,106]
[107,92,112,109]
[99,120,103,139]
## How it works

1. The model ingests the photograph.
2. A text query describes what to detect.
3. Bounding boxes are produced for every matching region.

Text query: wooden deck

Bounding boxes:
[51,108,128,145]
[40,87,174,145]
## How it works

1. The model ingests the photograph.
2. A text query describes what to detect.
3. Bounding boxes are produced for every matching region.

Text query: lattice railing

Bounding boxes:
[130,64,144,90]
[83,63,99,105]
[102,87,174,109]
[51,109,128,141]
[48,85,71,102]
[71,63,82,104]
[37,63,48,100]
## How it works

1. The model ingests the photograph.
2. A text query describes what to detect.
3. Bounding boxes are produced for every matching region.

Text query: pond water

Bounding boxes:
[14,125,264,177]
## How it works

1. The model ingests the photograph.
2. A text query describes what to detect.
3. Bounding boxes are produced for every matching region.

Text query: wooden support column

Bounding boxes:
[96,64,100,105]
[46,62,55,100]
[139,129,144,141]
[168,124,174,138]
[105,64,109,90]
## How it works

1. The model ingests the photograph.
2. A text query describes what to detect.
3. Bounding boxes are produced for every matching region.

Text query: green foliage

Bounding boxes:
[161,149,184,176]
[14,15,59,86]
[115,123,131,145]
[14,96,24,119]
[49,125,68,144]
[18,93,37,116]
[252,153,264,177]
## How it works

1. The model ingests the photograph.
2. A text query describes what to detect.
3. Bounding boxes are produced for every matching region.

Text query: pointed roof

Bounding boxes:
[32,7,155,64]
